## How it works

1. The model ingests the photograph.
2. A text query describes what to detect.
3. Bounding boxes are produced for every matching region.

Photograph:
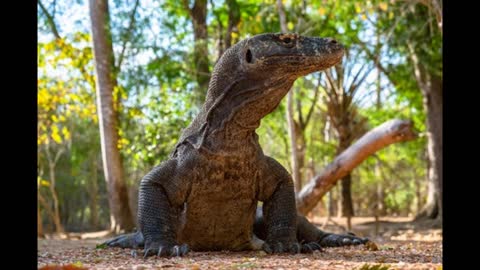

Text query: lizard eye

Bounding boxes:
[246,49,253,63]
[279,36,295,48]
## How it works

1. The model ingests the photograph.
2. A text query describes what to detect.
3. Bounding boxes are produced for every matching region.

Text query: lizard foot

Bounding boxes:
[143,242,189,258]
[319,232,369,247]
[300,242,323,253]
[104,232,144,249]
[262,241,301,254]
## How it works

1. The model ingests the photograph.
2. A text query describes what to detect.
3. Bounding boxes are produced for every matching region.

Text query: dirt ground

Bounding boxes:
[38,217,442,270]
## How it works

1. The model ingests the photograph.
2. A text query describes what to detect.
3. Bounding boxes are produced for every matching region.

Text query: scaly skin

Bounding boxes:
[105,33,368,257]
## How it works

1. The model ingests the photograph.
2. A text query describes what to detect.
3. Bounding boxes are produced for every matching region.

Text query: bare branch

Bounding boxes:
[38,0,61,40]
[349,65,375,100]
[296,119,418,214]
[303,74,321,128]
[297,96,304,129]
[115,0,140,71]
[346,62,368,95]
[324,68,340,103]
[38,192,57,224]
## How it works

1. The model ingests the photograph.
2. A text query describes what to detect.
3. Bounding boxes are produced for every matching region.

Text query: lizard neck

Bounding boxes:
[175,74,295,155]
[204,75,294,152]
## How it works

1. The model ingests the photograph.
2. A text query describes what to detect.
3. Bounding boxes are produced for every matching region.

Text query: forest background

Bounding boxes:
[37,0,442,236]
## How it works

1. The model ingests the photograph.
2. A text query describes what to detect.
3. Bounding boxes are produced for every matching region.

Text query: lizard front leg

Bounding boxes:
[138,159,190,257]
[257,157,301,254]
[296,215,369,249]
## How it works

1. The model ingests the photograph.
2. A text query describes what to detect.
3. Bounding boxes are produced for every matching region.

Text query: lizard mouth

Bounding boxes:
[262,49,344,72]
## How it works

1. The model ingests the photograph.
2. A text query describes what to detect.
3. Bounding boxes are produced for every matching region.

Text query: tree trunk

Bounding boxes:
[43,145,65,234]
[38,205,44,237]
[422,74,442,219]
[374,62,386,217]
[48,163,64,233]
[38,191,59,233]
[336,133,355,218]
[295,123,307,191]
[224,0,240,50]
[287,90,302,193]
[376,166,386,216]
[89,157,99,230]
[296,119,417,215]
[340,174,354,217]
[183,0,210,106]
[89,0,135,232]
[408,46,442,220]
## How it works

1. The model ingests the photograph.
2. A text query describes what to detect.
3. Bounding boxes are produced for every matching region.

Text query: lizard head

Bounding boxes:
[197,33,344,144]
[240,33,344,79]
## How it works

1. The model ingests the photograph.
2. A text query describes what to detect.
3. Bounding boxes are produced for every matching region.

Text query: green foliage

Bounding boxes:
[95,243,107,249]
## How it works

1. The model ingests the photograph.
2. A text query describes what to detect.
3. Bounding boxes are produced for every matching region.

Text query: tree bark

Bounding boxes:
[89,0,135,232]
[423,76,442,218]
[38,204,44,237]
[89,156,99,230]
[296,119,417,215]
[336,132,355,218]
[48,163,64,233]
[340,174,354,217]
[44,145,64,233]
[418,75,442,219]
[287,90,302,193]
[38,191,59,233]
[407,43,442,220]
[183,0,210,107]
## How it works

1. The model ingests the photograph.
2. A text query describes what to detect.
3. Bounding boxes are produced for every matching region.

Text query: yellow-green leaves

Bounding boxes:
[51,125,62,144]
[318,7,327,16]
[38,32,97,148]
[379,2,388,12]
[38,177,50,187]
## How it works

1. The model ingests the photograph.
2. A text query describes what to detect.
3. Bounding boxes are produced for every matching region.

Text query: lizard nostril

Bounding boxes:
[246,49,253,63]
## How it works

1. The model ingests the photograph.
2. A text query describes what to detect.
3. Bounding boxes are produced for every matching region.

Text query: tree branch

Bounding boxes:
[38,191,57,225]
[303,74,321,128]
[297,96,304,129]
[209,0,224,61]
[38,0,61,40]
[181,0,193,17]
[296,119,417,214]
[224,0,240,49]
[115,0,140,71]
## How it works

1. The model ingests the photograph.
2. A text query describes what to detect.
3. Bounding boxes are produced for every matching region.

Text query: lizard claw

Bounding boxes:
[301,242,323,253]
[143,243,190,258]
[319,233,369,248]
[262,241,301,254]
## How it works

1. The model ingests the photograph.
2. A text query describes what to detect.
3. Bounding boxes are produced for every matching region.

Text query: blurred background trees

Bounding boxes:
[37,0,441,234]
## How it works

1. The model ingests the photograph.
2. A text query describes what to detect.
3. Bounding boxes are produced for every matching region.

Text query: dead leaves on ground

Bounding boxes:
[38,238,442,270]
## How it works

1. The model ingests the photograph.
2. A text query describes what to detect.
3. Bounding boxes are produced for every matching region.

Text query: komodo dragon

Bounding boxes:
[105,33,369,257]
